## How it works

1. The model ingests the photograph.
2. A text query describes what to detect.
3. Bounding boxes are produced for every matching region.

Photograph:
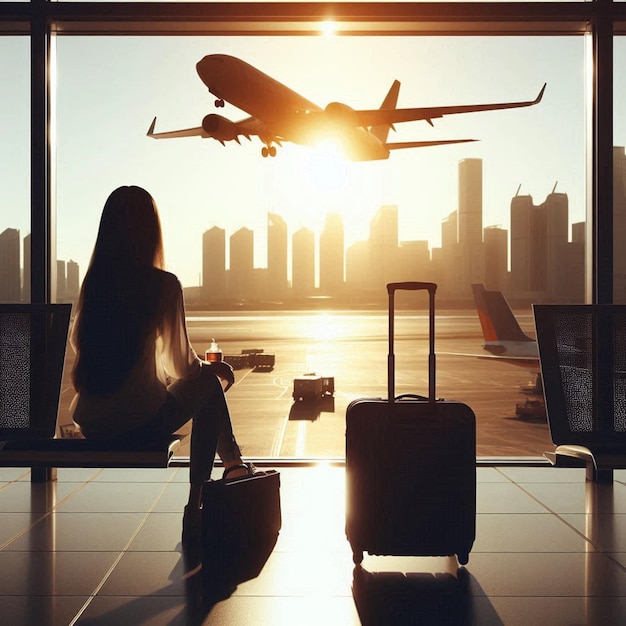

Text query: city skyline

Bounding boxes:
[1,154,592,305]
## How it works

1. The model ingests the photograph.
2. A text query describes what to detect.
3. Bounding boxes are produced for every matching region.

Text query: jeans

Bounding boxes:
[127,363,242,484]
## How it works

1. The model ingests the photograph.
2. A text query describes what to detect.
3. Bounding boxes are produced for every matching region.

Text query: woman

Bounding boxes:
[70,185,249,543]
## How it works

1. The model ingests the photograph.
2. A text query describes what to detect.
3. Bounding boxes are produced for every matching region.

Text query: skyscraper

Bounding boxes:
[457,159,484,295]
[267,213,288,298]
[369,205,398,290]
[510,193,534,294]
[614,147,626,303]
[458,158,483,246]
[22,233,30,302]
[56,260,66,302]
[510,190,571,299]
[397,240,430,282]
[229,227,254,299]
[66,260,80,302]
[319,212,344,296]
[202,226,226,299]
[0,228,20,303]
[292,227,315,296]
[483,226,508,292]
[345,240,370,293]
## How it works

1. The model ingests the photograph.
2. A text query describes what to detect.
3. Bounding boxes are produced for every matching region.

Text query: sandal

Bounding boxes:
[222,462,257,480]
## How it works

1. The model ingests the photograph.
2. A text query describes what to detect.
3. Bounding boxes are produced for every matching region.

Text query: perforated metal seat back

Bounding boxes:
[534,304,626,448]
[0,305,71,440]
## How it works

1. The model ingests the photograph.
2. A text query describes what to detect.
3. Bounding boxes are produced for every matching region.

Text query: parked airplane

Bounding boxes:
[470,283,542,394]
[147,53,546,161]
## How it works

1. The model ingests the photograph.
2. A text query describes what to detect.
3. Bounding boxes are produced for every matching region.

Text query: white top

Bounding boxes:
[71,270,202,437]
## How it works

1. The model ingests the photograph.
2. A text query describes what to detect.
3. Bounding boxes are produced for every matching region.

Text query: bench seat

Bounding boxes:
[544,444,626,483]
[0,435,181,480]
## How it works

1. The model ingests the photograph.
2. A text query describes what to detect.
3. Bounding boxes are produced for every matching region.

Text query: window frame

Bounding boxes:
[1,1,623,304]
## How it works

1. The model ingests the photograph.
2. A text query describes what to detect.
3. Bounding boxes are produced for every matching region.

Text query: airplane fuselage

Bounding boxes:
[196,54,391,160]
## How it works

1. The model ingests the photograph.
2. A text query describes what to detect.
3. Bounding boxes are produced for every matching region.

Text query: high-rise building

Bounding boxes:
[66,260,80,302]
[345,240,370,293]
[229,227,254,299]
[319,212,344,296]
[439,211,458,295]
[457,159,484,296]
[397,240,431,282]
[22,233,30,302]
[56,260,67,302]
[458,158,483,246]
[483,226,508,292]
[267,213,288,298]
[510,190,571,300]
[566,222,585,303]
[292,227,315,296]
[202,226,226,299]
[369,205,398,289]
[0,228,20,303]
[545,192,569,298]
[510,194,535,294]
[614,147,626,303]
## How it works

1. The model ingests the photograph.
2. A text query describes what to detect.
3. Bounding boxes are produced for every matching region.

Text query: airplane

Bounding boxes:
[147,53,547,161]
[470,283,542,394]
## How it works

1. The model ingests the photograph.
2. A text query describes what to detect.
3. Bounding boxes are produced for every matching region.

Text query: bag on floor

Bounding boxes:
[201,466,281,587]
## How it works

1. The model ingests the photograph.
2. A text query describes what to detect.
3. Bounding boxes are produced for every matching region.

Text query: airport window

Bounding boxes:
[51,34,584,457]
[0,1,622,460]
[0,37,29,304]
[615,36,626,304]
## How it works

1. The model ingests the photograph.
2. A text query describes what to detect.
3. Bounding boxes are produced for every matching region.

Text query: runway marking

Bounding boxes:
[295,421,307,457]
[270,413,289,457]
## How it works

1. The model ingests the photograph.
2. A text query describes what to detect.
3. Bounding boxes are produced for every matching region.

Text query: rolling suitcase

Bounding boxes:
[345,281,476,566]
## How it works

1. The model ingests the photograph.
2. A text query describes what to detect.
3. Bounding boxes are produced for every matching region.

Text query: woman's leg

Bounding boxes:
[168,364,243,507]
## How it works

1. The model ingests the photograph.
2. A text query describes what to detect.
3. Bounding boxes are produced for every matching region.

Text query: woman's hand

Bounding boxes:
[208,360,235,392]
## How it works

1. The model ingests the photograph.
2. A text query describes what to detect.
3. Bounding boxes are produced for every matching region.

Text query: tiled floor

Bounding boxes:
[1,464,626,625]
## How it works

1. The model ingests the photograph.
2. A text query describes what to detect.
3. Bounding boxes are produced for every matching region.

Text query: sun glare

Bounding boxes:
[308,314,341,342]
[320,20,337,38]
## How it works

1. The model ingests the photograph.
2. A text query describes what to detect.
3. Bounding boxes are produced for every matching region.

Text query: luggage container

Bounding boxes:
[345,282,476,567]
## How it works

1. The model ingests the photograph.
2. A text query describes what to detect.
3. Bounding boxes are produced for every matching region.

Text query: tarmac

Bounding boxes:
[58,310,553,459]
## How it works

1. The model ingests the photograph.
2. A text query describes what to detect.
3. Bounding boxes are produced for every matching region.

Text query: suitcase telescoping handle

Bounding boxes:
[387,282,437,405]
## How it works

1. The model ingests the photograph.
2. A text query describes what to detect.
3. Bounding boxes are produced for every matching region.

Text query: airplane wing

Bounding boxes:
[385,138,477,150]
[147,116,272,141]
[339,83,546,128]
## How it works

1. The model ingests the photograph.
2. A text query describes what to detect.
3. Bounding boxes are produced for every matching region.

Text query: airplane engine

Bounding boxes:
[324,102,359,126]
[202,114,239,141]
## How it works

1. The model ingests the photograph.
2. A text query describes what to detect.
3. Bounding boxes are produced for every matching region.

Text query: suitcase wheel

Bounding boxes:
[457,552,469,566]
[352,549,363,565]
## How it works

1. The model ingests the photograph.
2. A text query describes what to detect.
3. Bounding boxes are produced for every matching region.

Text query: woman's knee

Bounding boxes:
[168,364,223,416]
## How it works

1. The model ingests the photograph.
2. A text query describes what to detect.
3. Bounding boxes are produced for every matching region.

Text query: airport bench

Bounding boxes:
[534,304,626,483]
[0,435,181,482]
[0,304,181,482]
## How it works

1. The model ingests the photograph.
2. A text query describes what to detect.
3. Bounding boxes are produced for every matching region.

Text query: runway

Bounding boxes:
[58,309,552,458]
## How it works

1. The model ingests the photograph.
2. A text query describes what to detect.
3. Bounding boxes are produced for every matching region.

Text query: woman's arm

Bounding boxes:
[157,273,202,382]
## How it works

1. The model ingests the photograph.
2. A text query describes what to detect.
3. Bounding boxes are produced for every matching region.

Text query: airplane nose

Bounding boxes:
[196,56,213,82]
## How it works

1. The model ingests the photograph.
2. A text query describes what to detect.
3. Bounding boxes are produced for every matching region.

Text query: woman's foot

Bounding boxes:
[222,462,257,480]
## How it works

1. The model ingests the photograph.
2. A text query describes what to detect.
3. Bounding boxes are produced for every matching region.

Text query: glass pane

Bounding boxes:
[0,37,29,303]
[56,35,584,457]
[615,37,626,304]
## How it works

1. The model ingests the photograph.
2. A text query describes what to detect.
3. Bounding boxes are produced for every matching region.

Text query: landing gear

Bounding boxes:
[214,98,225,108]
[261,145,277,158]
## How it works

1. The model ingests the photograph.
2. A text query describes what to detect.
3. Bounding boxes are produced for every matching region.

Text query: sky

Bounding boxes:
[3,33,626,287]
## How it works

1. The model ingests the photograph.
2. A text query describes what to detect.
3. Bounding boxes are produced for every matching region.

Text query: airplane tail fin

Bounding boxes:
[370,80,400,143]
[471,284,534,343]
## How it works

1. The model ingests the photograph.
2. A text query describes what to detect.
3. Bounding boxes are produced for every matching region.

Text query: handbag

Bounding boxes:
[201,465,281,587]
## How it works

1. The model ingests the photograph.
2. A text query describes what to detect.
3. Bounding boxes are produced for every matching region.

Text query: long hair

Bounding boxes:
[72,186,166,395]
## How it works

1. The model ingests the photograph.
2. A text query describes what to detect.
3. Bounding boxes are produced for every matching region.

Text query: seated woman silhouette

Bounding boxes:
[70,185,250,544]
